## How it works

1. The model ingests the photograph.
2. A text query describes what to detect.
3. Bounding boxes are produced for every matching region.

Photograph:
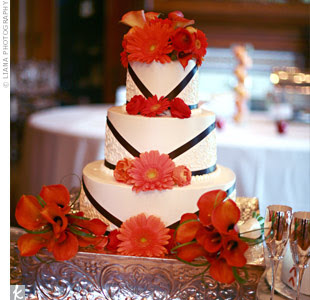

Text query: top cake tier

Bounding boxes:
[126,60,199,107]
[120,10,208,109]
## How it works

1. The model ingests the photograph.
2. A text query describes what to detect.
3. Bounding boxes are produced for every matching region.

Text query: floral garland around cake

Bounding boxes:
[15,184,263,284]
[120,10,208,69]
[113,150,191,192]
[126,95,191,119]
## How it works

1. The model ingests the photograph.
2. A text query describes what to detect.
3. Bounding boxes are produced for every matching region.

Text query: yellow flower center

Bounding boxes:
[140,237,148,243]
[150,104,160,112]
[149,44,157,52]
[195,39,201,49]
[146,168,158,180]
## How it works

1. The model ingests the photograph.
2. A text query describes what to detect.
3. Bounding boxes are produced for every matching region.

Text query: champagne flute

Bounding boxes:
[264,205,292,300]
[289,211,310,300]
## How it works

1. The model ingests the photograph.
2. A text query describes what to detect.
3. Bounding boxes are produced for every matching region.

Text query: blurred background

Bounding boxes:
[10,0,310,225]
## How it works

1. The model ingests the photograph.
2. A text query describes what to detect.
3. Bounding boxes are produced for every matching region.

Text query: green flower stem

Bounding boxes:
[176,255,210,267]
[68,225,95,238]
[24,227,52,235]
[36,195,46,208]
[67,214,90,220]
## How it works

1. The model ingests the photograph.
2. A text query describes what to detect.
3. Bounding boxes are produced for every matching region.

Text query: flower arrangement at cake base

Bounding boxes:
[13,184,265,298]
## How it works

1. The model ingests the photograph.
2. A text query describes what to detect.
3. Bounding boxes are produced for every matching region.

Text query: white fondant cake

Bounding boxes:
[281,244,310,295]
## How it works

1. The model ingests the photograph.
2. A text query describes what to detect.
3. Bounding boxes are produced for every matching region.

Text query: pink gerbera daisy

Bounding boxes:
[128,150,175,192]
[117,213,170,257]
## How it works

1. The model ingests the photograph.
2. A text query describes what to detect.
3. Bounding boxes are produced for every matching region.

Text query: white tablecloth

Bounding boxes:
[17,105,111,197]
[17,104,310,214]
[216,114,310,214]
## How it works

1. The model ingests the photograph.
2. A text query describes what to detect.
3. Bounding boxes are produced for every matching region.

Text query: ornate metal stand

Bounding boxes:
[11,227,265,300]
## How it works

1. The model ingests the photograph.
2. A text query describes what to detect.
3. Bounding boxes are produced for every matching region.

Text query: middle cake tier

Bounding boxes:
[104,106,217,175]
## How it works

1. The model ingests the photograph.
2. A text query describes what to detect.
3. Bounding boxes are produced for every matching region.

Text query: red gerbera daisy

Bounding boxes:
[141,95,170,117]
[128,150,175,192]
[117,213,170,257]
[124,21,174,64]
[193,29,208,64]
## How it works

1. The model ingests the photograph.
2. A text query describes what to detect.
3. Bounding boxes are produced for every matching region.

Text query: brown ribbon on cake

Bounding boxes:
[82,177,123,228]
[105,117,216,176]
[82,176,236,230]
[128,63,199,109]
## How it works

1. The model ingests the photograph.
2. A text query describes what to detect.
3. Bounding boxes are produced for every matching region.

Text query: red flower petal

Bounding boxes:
[196,227,223,253]
[106,229,121,251]
[17,233,50,256]
[126,95,146,115]
[198,190,227,226]
[171,28,195,53]
[212,199,240,234]
[172,165,191,186]
[39,184,71,213]
[175,213,201,244]
[177,242,207,262]
[145,11,160,22]
[222,235,248,267]
[209,257,235,284]
[168,11,195,28]
[170,98,191,119]
[165,229,176,254]
[178,52,193,69]
[140,95,170,117]
[15,195,47,230]
[52,231,79,261]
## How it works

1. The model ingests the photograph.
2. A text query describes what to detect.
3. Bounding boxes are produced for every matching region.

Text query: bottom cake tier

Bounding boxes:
[81,160,236,230]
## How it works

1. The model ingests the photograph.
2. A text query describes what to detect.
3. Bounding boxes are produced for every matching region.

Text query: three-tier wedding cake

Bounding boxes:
[81,10,236,230]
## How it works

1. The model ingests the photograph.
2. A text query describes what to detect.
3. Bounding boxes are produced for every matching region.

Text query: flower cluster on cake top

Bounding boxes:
[120,10,208,69]
[15,184,263,284]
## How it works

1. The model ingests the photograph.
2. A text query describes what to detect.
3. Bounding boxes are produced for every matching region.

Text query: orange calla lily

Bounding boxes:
[17,232,52,256]
[52,231,79,261]
[145,11,160,22]
[175,213,201,244]
[198,190,227,226]
[176,242,207,262]
[212,199,240,234]
[209,257,235,284]
[196,227,223,253]
[222,235,248,267]
[68,216,108,236]
[39,184,71,214]
[15,195,47,230]
[168,11,195,28]
[120,10,146,28]
[40,204,68,238]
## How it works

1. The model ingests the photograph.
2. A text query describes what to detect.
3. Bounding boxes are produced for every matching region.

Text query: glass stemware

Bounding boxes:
[264,205,292,300]
[289,211,310,300]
